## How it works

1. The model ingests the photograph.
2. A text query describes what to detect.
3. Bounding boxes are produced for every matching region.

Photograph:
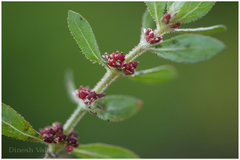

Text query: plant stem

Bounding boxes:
[57,42,147,154]
[92,69,119,93]
[125,43,146,62]
[63,105,87,134]
[64,43,147,131]
[93,43,147,94]
[45,144,63,158]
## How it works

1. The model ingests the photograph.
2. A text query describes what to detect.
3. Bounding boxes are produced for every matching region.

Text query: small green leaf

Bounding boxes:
[167,2,215,23]
[142,9,156,30]
[72,143,139,158]
[65,69,84,105]
[175,25,227,34]
[129,65,177,84]
[68,10,105,65]
[2,103,44,142]
[89,95,143,122]
[145,1,167,26]
[148,34,225,63]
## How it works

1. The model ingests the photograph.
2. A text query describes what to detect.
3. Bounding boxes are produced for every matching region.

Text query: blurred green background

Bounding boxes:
[2,2,238,158]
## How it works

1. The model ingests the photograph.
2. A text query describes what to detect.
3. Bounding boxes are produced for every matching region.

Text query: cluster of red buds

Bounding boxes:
[162,13,181,28]
[40,122,79,153]
[162,13,171,24]
[77,86,105,105]
[144,28,162,44]
[104,51,138,75]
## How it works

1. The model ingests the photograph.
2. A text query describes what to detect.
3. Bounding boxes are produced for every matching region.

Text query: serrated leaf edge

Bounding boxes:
[177,2,203,22]
[2,103,43,143]
[90,95,143,122]
[144,2,158,26]
[176,2,215,24]
[153,2,160,25]
[67,10,107,67]
[2,120,43,142]
[132,65,177,77]
[147,34,226,64]
[174,25,227,34]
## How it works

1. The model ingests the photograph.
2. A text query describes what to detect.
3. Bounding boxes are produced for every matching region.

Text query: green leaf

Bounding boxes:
[68,10,105,65]
[89,95,143,122]
[145,1,167,26]
[129,65,177,84]
[142,9,156,30]
[72,143,139,158]
[175,25,227,34]
[65,69,84,105]
[148,34,225,63]
[2,103,44,142]
[167,2,215,23]
[167,1,185,13]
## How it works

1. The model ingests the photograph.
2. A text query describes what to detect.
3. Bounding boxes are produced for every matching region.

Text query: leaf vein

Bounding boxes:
[2,120,42,142]
[72,16,101,63]
[73,148,110,158]
[178,2,202,22]
[154,2,159,24]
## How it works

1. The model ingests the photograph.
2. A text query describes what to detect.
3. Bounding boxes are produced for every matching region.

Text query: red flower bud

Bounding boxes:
[110,51,119,59]
[149,31,154,38]
[149,38,156,44]
[44,135,54,143]
[56,133,66,142]
[68,137,77,145]
[97,93,105,98]
[65,145,74,152]
[166,14,171,20]
[87,91,97,100]
[104,53,110,60]
[145,28,151,35]
[52,122,63,133]
[154,37,162,43]
[108,59,117,67]
[115,53,125,62]
[129,61,138,69]
[69,131,78,138]
[169,23,181,28]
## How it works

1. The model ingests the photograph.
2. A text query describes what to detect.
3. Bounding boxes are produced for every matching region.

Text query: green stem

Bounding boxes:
[93,43,147,94]
[56,42,147,155]
[64,43,147,132]
[63,105,87,134]
[125,43,146,62]
[92,69,119,93]
[45,144,63,158]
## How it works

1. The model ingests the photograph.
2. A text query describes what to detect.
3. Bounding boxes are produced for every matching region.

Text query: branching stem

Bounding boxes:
[56,42,147,155]
[64,42,147,131]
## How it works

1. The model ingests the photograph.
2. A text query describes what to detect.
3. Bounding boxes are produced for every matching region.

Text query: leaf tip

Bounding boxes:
[135,99,144,109]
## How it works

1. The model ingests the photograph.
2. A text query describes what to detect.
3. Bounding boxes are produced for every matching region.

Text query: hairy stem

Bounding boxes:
[63,105,87,134]
[64,43,147,131]
[92,69,119,93]
[125,43,146,62]
[93,43,147,94]
[57,43,147,155]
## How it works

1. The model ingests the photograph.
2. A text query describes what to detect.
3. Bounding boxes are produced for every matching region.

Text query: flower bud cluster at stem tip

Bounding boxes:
[161,13,181,28]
